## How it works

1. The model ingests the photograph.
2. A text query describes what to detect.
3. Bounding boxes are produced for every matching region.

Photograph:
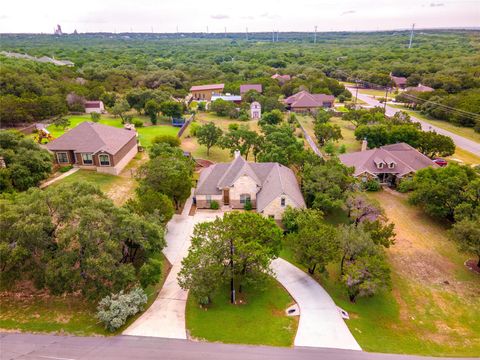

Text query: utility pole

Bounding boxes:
[354,80,359,108]
[383,86,389,113]
[408,23,415,49]
[230,240,235,304]
[314,26,318,44]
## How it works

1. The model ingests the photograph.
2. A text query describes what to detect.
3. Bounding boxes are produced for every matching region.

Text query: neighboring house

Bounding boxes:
[405,83,434,93]
[240,84,263,95]
[84,100,105,114]
[339,142,437,186]
[284,90,335,112]
[390,75,408,89]
[46,122,138,175]
[190,84,225,101]
[195,152,306,219]
[271,73,291,84]
[211,94,242,104]
[250,101,261,119]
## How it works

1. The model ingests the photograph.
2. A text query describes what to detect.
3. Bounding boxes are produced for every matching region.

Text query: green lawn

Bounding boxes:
[52,169,124,193]
[280,192,480,357]
[44,115,179,148]
[186,278,297,347]
[0,255,171,336]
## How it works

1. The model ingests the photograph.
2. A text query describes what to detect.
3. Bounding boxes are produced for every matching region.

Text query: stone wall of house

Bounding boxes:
[261,194,300,220]
[196,194,223,209]
[230,175,258,209]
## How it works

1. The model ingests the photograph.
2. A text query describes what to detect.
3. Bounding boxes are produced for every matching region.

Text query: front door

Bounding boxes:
[223,189,230,205]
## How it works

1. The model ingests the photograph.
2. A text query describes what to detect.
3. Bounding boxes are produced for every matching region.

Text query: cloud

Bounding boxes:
[211,14,229,20]
[430,2,444,6]
[259,12,279,19]
[341,10,356,15]
[240,16,255,20]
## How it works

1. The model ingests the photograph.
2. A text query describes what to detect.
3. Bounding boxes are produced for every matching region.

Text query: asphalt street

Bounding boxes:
[2,333,478,360]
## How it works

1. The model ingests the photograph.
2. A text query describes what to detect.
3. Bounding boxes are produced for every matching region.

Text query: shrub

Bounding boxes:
[239,113,250,121]
[324,142,336,156]
[90,112,101,122]
[59,165,73,173]
[152,134,181,147]
[244,199,253,211]
[96,287,148,332]
[210,200,219,210]
[132,119,143,128]
[338,94,346,103]
[363,179,381,192]
[338,144,347,154]
[397,179,415,193]
[189,122,200,137]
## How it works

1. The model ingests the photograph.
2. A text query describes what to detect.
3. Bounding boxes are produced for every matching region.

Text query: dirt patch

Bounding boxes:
[465,259,480,274]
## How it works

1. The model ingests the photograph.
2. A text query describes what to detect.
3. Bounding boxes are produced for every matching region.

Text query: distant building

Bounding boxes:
[339,142,437,186]
[284,90,335,112]
[271,74,291,84]
[250,101,261,119]
[211,94,242,104]
[390,75,408,89]
[190,84,225,101]
[405,83,434,93]
[54,25,63,35]
[84,101,105,114]
[240,84,263,95]
[46,122,138,176]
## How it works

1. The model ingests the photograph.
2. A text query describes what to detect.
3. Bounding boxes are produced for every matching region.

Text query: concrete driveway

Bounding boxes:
[123,201,221,338]
[271,258,361,350]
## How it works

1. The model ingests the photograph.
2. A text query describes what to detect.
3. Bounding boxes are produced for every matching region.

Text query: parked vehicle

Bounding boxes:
[433,158,448,167]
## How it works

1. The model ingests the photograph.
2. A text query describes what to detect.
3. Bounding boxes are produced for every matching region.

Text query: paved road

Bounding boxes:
[271,258,361,350]
[346,87,480,157]
[2,333,476,360]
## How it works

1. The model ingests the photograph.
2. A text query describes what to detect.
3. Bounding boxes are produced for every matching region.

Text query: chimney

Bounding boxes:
[361,138,368,152]
[234,150,241,159]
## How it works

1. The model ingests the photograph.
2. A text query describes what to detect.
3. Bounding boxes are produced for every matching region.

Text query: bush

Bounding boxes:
[132,119,143,128]
[96,287,148,332]
[59,165,73,173]
[90,112,101,122]
[397,179,415,193]
[152,134,181,147]
[189,122,200,137]
[210,200,219,210]
[244,199,253,211]
[363,179,381,192]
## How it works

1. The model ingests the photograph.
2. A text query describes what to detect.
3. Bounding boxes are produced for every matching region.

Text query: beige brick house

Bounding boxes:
[195,152,305,219]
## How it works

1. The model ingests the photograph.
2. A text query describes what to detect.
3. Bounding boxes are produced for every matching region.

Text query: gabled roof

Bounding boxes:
[284,91,335,108]
[46,122,136,155]
[240,84,262,94]
[84,100,103,108]
[271,74,291,81]
[390,75,408,87]
[339,142,436,177]
[195,156,305,212]
[190,84,224,92]
[405,84,434,93]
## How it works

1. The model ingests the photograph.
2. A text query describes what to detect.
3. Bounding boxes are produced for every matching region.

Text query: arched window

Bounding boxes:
[240,194,251,204]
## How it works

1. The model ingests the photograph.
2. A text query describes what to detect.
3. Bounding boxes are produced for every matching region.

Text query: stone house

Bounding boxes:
[284,91,335,112]
[195,152,305,219]
[190,84,225,101]
[250,101,261,119]
[84,100,105,114]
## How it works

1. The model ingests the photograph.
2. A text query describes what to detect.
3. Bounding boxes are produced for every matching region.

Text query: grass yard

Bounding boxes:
[0,255,171,336]
[136,125,179,147]
[280,190,480,357]
[186,278,297,347]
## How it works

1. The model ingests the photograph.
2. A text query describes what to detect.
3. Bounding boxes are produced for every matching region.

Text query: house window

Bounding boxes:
[268,215,275,219]
[240,194,251,204]
[280,197,286,207]
[82,153,93,165]
[388,162,395,169]
[56,152,69,163]
[377,163,384,169]
[206,195,212,205]
[99,154,111,166]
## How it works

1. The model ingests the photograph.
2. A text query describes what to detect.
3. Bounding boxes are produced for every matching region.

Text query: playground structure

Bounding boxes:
[34,128,55,144]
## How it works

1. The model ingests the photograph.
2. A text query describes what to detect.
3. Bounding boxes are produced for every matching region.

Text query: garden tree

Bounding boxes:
[257,124,305,167]
[111,98,131,123]
[260,109,283,126]
[53,116,71,130]
[301,159,355,213]
[149,142,185,159]
[416,131,455,158]
[286,209,339,274]
[342,250,391,303]
[144,99,160,124]
[408,164,479,221]
[388,124,421,146]
[343,107,385,127]
[362,220,396,248]
[315,110,332,124]
[151,134,181,147]
[160,101,183,118]
[125,188,174,226]
[210,99,235,117]
[354,124,390,148]
[178,212,283,304]
[0,182,165,298]
[126,89,154,114]
[197,101,206,111]
[137,149,194,209]
[90,112,101,122]
[196,122,223,156]
[337,224,377,274]
[390,111,413,125]
[281,206,311,233]
[314,123,343,147]
[0,131,52,192]
[346,194,382,225]
[449,215,480,267]
[220,125,262,160]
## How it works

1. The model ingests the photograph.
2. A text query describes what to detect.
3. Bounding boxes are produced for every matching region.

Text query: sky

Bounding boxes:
[0,0,479,33]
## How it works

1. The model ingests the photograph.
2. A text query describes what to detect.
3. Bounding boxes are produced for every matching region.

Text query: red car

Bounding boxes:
[433,158,448,167]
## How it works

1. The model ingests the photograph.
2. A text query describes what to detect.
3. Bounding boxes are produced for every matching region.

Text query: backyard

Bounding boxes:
[186,278,297,347]
[282,189,480,357]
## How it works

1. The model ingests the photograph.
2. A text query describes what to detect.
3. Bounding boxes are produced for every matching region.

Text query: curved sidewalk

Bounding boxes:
[271,258,361,350]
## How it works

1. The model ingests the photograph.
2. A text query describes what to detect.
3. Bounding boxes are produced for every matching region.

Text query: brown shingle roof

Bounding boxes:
[390,75,408,87]
[339,143,436,178]
[46,122,136,155]
[284,91,334,108]
[190,84,224,92]
[84,100,103,108]
[240,84,262,94]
